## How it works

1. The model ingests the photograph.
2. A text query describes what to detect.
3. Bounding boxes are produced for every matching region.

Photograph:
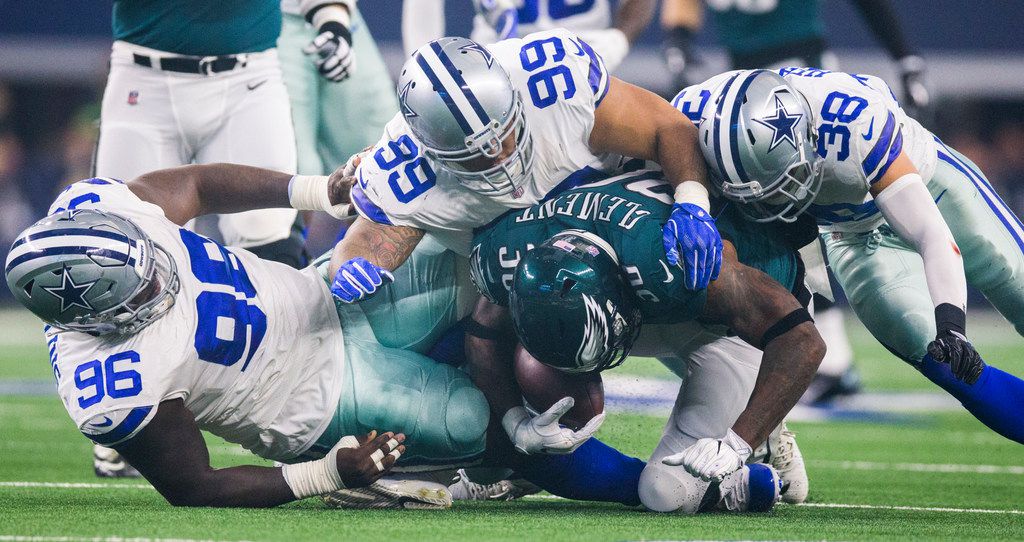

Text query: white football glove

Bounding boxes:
[304,21,356,82]
[662,428,752,482]
[575,28,629,71]
[502,398,605,455]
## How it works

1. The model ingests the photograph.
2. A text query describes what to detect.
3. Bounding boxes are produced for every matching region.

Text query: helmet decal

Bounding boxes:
[42,266,99,313]
[577,293,610,367]
[753,93,803,153]
[414,41,492,136]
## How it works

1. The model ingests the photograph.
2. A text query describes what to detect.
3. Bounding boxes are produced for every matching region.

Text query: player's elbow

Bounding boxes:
[789,322,827,373]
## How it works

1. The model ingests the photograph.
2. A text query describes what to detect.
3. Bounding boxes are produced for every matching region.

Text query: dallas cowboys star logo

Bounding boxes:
[458,42,494,68]
[399,80,418,119]
[753,95,803,153]
[42,266,98,313]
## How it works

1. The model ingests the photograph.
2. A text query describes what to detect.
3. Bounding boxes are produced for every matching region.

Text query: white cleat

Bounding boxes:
[717,464,782,513]
[767,421,809,504]
[93,444,140,478]
[447,469,541,501]
[322,479,452,510]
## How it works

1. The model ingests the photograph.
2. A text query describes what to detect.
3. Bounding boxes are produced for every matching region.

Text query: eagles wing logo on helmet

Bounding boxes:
[577,293,611,368]
[753,94,803,153]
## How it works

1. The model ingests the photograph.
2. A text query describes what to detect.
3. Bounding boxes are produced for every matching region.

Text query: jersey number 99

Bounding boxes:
[520,37,577,109]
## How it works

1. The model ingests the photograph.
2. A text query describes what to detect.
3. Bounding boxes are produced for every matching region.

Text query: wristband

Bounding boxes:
[724,428,753,462]
[674,181,710,212]
[288,175,350,219]
[501,406,531,442]
[281,435,358,499]
[311,4,352,32]
[935,302,966,336]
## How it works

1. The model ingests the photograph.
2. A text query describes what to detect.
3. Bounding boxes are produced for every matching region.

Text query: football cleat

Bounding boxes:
[447,469,541,501]
[322,479,452,510]
[93,444,141,478]
[716,464,782,512]
[766,422,809,504]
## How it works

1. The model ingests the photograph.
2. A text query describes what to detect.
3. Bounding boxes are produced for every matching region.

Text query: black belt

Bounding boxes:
[132,52,247,75]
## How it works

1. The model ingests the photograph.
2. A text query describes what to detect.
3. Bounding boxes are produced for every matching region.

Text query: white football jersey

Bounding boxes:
[350,28,623,256]
[674,68,938,232]
[46,180,345,462]
[471,0,612,42]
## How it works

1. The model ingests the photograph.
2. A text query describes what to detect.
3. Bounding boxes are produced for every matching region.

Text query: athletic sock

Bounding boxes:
[919,354,1024,443]
[513,438,644,506]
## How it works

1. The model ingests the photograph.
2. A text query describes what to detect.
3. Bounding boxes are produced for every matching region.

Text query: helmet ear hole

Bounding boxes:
[560,278,577,298]
[22,279,34,296]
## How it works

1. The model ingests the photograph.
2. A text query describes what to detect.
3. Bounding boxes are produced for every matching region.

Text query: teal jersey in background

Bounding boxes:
[707,0,823,56]
[112,0,281,55]
[471,171,799,325]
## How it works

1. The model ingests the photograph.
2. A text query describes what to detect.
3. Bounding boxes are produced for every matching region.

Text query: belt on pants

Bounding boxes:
[132,52,249,75]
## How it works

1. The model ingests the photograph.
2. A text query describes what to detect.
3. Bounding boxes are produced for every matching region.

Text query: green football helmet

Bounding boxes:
[4,209,179,336]
[509,230,643,374]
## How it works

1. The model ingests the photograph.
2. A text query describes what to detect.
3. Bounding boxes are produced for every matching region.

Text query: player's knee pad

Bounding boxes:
[414,364,489,462]
[638,461,707,514]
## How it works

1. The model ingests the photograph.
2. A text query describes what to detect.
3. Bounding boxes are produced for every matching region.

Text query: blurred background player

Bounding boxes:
[91,0,310,478]
[278,0,398,235]
[401,0,657,71]
[659,0,930,403]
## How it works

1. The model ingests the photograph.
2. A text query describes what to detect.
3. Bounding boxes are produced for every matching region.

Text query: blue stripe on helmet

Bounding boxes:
[5,246,134,275]
[86,405,153,446]
[861,111,897,178]
[415,52,474,135]
[431,42,491,128]
[727,70,764,183]
[11,227,131,250]
[711,73,742,184]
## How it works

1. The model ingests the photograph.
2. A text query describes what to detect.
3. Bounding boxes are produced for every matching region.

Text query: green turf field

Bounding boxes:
[1,308,1022,541]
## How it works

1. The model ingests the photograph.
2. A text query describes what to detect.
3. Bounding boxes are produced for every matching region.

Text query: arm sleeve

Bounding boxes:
[403,0,447,56]
[873,172,967,312]
[848,0,916,60]
[299,0,357,22]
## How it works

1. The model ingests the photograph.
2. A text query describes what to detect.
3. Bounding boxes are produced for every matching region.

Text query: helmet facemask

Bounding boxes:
[425,94,535,196]
[723,132,824,223]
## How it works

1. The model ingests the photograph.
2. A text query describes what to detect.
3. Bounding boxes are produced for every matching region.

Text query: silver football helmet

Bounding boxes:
[4,209,179,336]
[398,37,534,196]
[698,70,823,223]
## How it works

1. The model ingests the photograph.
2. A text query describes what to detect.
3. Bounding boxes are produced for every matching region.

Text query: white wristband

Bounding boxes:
[281,435,359,499]
[311,4,351,30]
[288,174,350,220]
[501,406,531,443]
[674,181,710,212]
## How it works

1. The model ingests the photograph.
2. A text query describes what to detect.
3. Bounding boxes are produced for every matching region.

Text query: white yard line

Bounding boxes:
[0,532,253,536]
[809,459,1024,475]
[0,481,153,490]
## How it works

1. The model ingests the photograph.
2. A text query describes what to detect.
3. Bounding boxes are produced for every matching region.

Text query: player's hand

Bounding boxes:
[330,257,394,303]
[334,431,405,488]
[304,21,356,82]
[662,429,752,482]
[474,0,518,40]
[898,55,930,117]
[928,330,985,384]
[502,399,605,455]
[663,203,723,290]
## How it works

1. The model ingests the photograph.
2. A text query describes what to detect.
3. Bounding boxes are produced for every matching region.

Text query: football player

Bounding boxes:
[467,170,825,513]
[677,68,1024,443]
[308,30,722,308]
[402,0,656,71]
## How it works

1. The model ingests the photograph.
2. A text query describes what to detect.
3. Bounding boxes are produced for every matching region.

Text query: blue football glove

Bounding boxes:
[476,0,518,40]
[330,257,394,303]
[663,203,723,290]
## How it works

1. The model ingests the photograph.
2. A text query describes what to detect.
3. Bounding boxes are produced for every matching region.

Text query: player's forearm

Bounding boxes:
[159,465,297,508]
[731,323,824,447]
[655,116,707,191]
[465,299,523,417]
[614,0,657,43]
[129,163,293,225]
[328,217,423,276]
[848,0,916,60]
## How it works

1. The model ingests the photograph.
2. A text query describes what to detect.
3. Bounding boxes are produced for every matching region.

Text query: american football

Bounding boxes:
[1,0,1022,540]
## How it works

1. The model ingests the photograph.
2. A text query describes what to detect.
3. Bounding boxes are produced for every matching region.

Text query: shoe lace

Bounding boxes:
[772,429,796,470]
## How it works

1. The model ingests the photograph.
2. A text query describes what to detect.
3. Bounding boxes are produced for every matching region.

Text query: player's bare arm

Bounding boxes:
[126,163,352,226]
[328,217,424,276]
[614,0,658,43]
[589,78,721,289]
[700,241,825,448]
[116,399,404,508]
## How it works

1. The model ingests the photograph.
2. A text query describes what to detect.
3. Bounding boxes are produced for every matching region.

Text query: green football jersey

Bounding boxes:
[470,171,799,325]
[112,0,281,56]
[707,0,823,56]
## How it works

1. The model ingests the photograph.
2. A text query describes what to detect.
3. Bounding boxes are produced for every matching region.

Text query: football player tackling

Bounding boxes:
[674,68,1024,443]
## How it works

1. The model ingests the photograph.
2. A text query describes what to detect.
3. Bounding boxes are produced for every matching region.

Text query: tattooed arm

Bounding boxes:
[700,241,825,448]
[328,217,426,276]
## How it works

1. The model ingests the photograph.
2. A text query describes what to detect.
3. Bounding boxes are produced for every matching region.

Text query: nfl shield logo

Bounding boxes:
[127,90,139,105]
[512,186,524,199]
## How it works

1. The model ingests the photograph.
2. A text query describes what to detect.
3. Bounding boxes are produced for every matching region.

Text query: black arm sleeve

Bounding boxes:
[848,0,916,60]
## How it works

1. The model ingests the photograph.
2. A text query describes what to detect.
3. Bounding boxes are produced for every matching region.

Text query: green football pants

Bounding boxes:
[278,11,398,175]
[824,144,1024,362]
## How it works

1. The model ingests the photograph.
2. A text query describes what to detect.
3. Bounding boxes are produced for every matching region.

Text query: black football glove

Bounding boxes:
[304,21,355,82]
[927,304,984,385]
